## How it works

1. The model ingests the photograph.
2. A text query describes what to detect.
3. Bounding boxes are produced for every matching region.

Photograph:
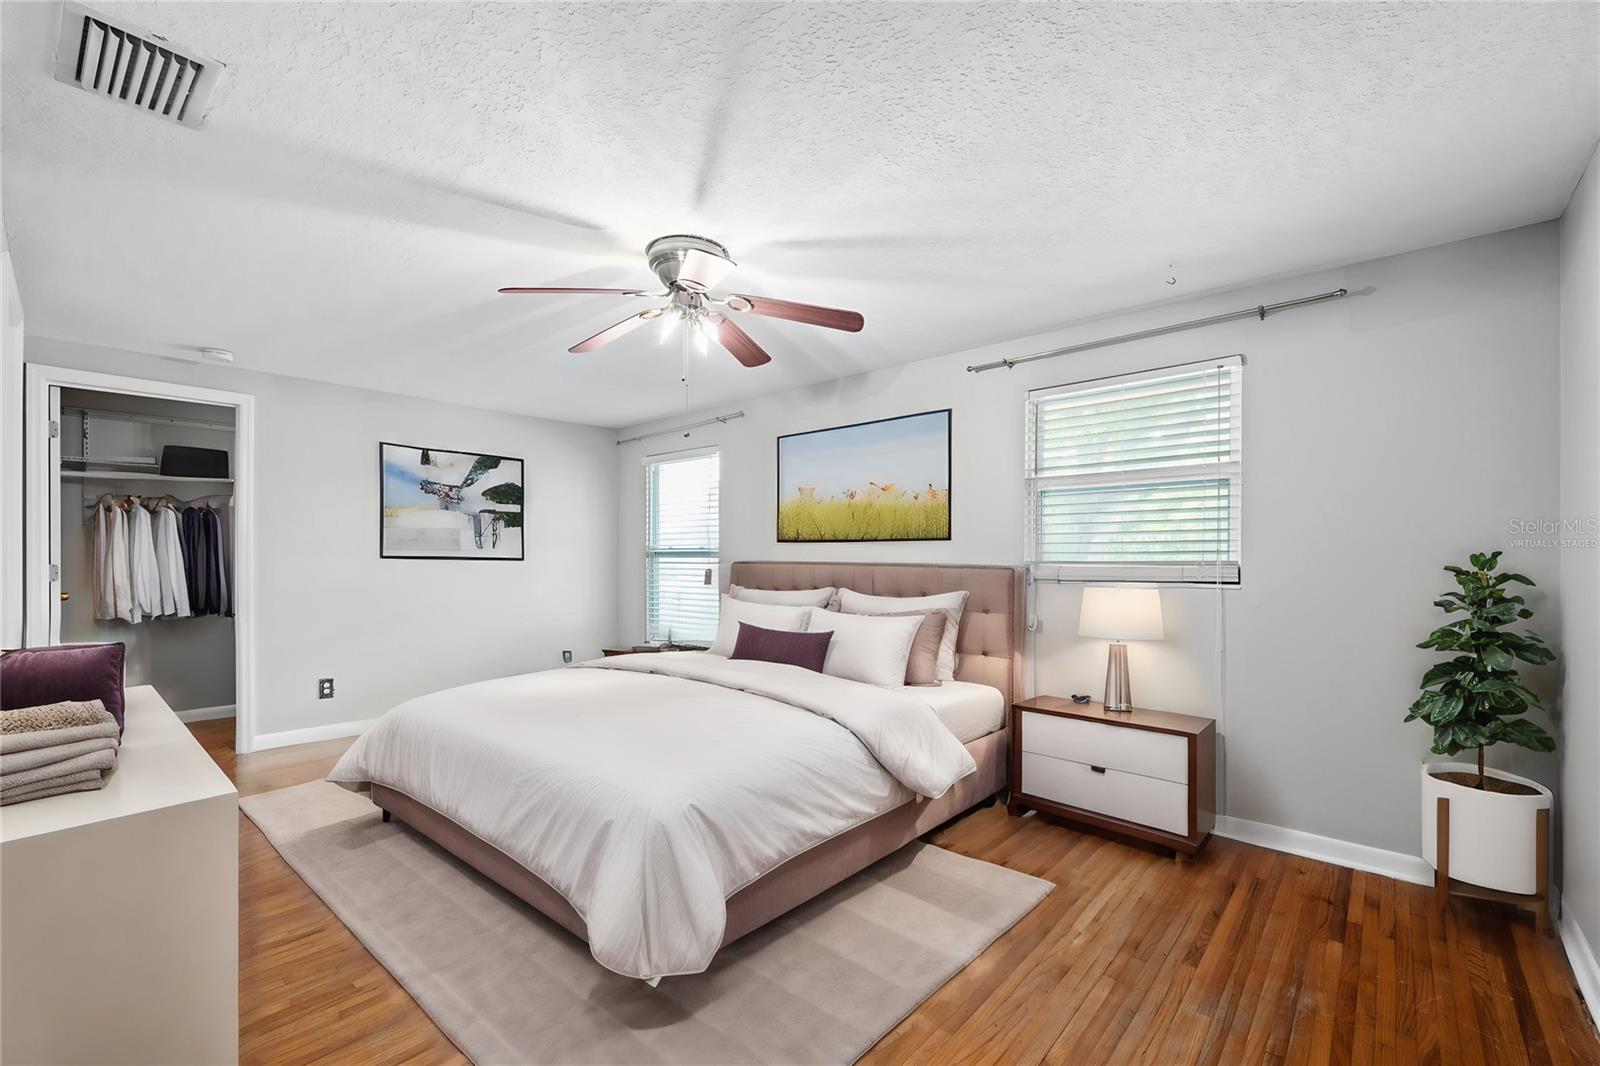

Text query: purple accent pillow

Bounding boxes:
[730,622,832,674]
[0,643,127,733]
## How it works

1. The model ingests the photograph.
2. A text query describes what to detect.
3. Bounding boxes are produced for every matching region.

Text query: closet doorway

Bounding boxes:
[22,364,257,752]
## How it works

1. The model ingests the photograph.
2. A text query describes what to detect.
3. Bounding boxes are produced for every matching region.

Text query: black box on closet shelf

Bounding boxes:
[159,446,229,479]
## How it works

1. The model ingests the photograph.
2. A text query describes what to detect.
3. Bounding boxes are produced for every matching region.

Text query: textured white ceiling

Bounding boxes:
[3,2,1597,427]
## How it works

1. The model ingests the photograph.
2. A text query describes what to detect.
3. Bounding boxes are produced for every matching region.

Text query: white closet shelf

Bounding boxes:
[62,470,233,485]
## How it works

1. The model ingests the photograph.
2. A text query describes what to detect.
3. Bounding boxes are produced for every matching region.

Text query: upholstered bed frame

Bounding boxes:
[372,561,1026,965]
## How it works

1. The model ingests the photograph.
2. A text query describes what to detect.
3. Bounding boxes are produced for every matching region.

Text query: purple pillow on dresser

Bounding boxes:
[0,643,127,733]
[730,622,832,674]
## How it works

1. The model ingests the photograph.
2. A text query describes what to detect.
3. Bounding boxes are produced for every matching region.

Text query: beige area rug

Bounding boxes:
[242,781,1051,1065]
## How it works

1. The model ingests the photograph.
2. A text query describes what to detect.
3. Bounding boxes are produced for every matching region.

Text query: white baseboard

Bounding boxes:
[250,718,375,752]
[1214,814,1435,887]
[174,703,235,723]
[1558,909,1600,1027]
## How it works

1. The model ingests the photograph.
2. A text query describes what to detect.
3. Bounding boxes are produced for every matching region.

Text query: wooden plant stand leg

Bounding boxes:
[1536,806,1551,937]
[1436,796,1450,914]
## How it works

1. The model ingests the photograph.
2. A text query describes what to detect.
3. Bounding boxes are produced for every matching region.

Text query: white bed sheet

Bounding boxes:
[916,680,1006,742]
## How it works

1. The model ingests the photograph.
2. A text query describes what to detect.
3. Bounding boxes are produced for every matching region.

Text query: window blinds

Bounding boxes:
[1026,357,1243,583]
[645,448,720,643]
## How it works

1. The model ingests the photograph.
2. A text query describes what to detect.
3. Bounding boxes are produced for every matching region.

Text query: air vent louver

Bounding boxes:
[53,3,224,128]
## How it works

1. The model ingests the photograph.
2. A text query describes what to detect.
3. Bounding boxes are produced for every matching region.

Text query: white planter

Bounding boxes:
[1420,762,1552,895]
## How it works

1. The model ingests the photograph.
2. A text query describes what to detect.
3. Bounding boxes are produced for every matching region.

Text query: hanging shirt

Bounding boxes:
[127,499,160,623]
[152,504,191,619]
[91,500,114,621]
[107,503,135,624]
[204,506,231,618]
[181,506,211,615]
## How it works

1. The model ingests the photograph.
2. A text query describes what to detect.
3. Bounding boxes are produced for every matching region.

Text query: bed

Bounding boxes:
[329,561,1024,982]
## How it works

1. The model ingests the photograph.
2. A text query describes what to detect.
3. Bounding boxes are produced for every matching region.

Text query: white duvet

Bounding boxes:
[326,652,976,981]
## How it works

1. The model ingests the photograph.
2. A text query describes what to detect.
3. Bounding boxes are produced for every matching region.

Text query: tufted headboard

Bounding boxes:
[727,561,1026,710]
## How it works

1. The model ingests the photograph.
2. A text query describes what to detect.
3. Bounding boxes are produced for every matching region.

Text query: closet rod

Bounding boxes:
[615,411,745,446]
[965,288,1349,373]
[82,491,232,522]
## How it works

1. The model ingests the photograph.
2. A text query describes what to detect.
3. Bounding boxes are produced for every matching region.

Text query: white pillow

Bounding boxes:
[804,609,923,687]
[708,596,812,657]
[728,584,837,607]
[835,588,969,681]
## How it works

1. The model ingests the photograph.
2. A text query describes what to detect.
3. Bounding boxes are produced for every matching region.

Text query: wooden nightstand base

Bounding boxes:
[1009,793,1209,860]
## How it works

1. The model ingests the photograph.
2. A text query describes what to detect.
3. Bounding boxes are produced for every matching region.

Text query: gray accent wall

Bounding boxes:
[614,223,1565,860]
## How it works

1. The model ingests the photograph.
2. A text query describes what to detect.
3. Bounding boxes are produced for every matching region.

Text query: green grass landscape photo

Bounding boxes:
[777,410,950,542]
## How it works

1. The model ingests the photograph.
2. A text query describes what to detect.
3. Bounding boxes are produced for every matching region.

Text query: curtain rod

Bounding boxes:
[616,411,745,446]
[966,288,1349,374]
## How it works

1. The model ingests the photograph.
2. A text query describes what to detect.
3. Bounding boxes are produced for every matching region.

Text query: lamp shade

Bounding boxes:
[1078,587,1164,641]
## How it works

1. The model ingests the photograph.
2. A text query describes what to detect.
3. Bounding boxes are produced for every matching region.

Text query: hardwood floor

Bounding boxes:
[192,719,1598,1065]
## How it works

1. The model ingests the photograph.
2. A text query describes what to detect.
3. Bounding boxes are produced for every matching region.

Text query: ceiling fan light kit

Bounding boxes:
[499,234,864,368]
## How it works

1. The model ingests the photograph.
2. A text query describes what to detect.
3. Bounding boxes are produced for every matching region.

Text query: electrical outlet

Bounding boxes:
[562,650,573,664]
[318,678,335,700]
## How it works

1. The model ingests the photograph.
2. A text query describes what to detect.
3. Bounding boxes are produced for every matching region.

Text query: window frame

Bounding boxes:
[643,445,720,644]
[1025,355,1244,586]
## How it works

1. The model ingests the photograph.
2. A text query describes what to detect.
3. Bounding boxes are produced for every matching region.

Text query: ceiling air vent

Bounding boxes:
[52,3,225,128]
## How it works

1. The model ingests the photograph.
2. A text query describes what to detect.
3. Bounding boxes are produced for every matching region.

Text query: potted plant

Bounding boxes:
[1409,551,1556,896]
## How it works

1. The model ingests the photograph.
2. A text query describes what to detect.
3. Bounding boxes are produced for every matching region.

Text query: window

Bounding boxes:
[1026,357,1242,583]
[645,448,720,643]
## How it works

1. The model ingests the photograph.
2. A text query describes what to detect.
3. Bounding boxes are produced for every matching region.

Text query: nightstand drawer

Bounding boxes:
[1019,710,1188,784]
[1021,752,1189,835]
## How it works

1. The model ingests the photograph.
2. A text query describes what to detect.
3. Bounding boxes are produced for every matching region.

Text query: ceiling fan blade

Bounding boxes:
[499,286,651,295]
[569,309,661,353]
[726,294,864,332]
[712,315,772,368]
[675,248,737,292]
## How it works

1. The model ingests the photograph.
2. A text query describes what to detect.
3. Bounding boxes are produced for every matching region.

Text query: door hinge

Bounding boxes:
[49,564,60,582]
[49,419,60,439]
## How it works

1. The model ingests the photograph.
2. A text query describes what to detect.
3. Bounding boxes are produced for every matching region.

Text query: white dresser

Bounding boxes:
[1008,696,1216,858]
[1,686,238,1065]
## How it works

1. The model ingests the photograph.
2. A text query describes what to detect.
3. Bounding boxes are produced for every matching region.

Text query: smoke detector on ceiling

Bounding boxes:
[52,2,226,128]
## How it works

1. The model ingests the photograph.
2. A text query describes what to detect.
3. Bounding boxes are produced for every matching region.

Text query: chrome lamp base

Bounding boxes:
[1104,641,1132,711]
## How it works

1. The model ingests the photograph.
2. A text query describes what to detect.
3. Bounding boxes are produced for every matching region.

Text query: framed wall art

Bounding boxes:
[380,442,524,559]
[776,409,951,542]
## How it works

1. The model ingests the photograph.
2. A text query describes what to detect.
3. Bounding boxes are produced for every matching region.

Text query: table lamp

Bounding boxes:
[1078,587,1164,711]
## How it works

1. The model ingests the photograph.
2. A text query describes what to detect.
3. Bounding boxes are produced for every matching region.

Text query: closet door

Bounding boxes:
[46,384,61,643]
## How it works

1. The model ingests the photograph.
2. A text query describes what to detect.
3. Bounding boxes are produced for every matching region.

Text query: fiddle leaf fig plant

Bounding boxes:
[1407,551,1556,789]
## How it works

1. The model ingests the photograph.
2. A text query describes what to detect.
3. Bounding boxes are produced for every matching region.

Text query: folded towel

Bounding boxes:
[1,748,116,790]
[0,720,121,754]
[1,735,120,776]
[1,777,107,806]
[0,768,106,802]
[0,699,113,734]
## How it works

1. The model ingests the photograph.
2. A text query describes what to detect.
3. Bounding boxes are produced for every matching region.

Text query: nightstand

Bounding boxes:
[1009,696,1216,859]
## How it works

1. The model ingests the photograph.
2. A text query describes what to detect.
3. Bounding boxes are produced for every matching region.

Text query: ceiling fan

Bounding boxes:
[499,235,864,367]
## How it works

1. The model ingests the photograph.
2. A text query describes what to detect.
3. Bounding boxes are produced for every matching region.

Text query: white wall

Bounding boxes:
[616,224,1564,858]
[1559,140,1600,959]
[21,337,619,741]
[1,235,23,649]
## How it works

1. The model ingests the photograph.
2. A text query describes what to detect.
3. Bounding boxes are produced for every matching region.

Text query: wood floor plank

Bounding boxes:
[188,720,1599,1065]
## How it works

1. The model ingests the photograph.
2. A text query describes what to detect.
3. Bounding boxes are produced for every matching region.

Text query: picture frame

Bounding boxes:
[775,409,952,543]
[379,442,525,560]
